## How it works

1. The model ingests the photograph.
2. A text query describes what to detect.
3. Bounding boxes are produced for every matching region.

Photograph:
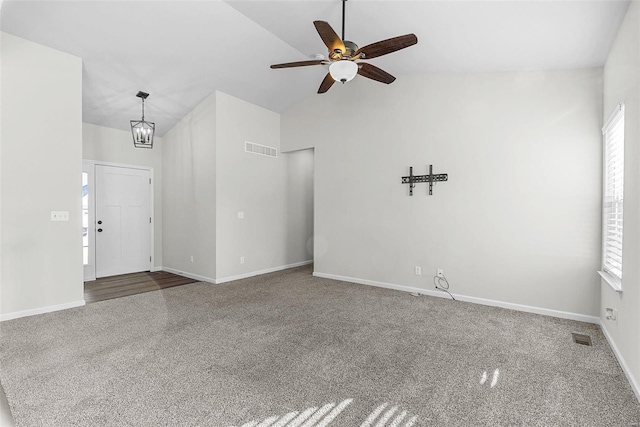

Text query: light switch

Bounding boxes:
[238,211,244,219]
[51,211,69,221]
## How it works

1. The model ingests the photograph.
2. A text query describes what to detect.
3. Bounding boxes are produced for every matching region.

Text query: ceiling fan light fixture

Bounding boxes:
[329,60,358,83]
[130,91,155,149]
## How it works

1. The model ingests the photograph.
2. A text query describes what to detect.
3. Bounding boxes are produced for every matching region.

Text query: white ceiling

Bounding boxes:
[0,0,630,136]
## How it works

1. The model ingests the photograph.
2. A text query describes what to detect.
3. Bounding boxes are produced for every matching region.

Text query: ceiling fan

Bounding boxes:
[270,0,418,94]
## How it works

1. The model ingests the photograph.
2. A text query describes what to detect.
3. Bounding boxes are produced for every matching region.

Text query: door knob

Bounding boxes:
[97,228,103,232]
[97,220,102,224]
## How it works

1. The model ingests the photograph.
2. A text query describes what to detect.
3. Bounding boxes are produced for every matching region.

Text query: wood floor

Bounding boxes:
[84,271,198,304]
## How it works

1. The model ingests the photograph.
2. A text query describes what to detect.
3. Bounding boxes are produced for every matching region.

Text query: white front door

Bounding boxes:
[95,165,151,278]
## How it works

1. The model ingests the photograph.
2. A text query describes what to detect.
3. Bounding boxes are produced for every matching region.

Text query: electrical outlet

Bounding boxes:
[437,269,444,278]
[414,266,422,276]
[238,211,244,219]
[190,255,194,263]
[605,307,617,322]
[240,256,245,264]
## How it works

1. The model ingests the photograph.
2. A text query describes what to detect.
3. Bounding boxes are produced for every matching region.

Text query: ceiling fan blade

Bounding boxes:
[314,21,346,55]
[355,34,418,59]
[270,60,325,69]
[318,73,335,94]
[358,63,396,84]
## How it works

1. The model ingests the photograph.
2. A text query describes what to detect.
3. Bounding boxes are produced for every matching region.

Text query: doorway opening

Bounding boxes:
[82,161,154,281]
[285,148,314,268]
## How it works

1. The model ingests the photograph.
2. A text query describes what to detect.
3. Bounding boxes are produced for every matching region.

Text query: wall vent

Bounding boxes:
[572,333,592,346]
[245,141,277,158]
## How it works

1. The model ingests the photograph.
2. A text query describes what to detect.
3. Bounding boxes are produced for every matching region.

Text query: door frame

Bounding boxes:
[82,161,96,281]
[82,160,155,281]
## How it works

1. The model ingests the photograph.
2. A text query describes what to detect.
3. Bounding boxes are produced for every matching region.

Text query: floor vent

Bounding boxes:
[245,141,277,158]
[572,333,592,346]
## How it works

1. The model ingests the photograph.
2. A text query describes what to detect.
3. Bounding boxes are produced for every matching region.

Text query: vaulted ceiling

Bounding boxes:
[0,0,630,136]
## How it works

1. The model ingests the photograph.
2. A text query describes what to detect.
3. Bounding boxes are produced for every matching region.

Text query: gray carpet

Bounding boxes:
[1,265,639,426]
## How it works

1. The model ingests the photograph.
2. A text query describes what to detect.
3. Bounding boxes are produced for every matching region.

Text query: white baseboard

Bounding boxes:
[162,261,313,285]
[453,293,599,324]
[312,272,600,324]
[161,267,215,284]
[600,322,640,403]
[0,300,86,322]
[150,266,163,272]
[215,260,313,284]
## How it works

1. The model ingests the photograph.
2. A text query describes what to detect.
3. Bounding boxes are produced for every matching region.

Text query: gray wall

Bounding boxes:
[162,93,217,281]
[601,0,640,398]
[1,33,83,316]
[282,68,603,317]
[161,91,313,282]
[216,92,283,279]
[215,91,313,280]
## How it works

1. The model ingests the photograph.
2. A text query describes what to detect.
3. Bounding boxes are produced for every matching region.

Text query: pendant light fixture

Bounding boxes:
[130,91,155,149]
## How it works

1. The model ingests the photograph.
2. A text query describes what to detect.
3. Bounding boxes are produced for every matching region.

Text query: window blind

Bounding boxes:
[602,103,625,282]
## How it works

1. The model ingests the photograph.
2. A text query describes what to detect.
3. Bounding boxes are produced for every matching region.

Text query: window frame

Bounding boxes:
[598,102,625,292]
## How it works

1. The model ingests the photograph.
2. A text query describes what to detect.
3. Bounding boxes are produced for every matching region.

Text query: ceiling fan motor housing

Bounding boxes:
[343,40,358,58]
[331,40,359,60]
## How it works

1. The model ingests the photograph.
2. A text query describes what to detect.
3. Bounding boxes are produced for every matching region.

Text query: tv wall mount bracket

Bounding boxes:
[401,165,448,196]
